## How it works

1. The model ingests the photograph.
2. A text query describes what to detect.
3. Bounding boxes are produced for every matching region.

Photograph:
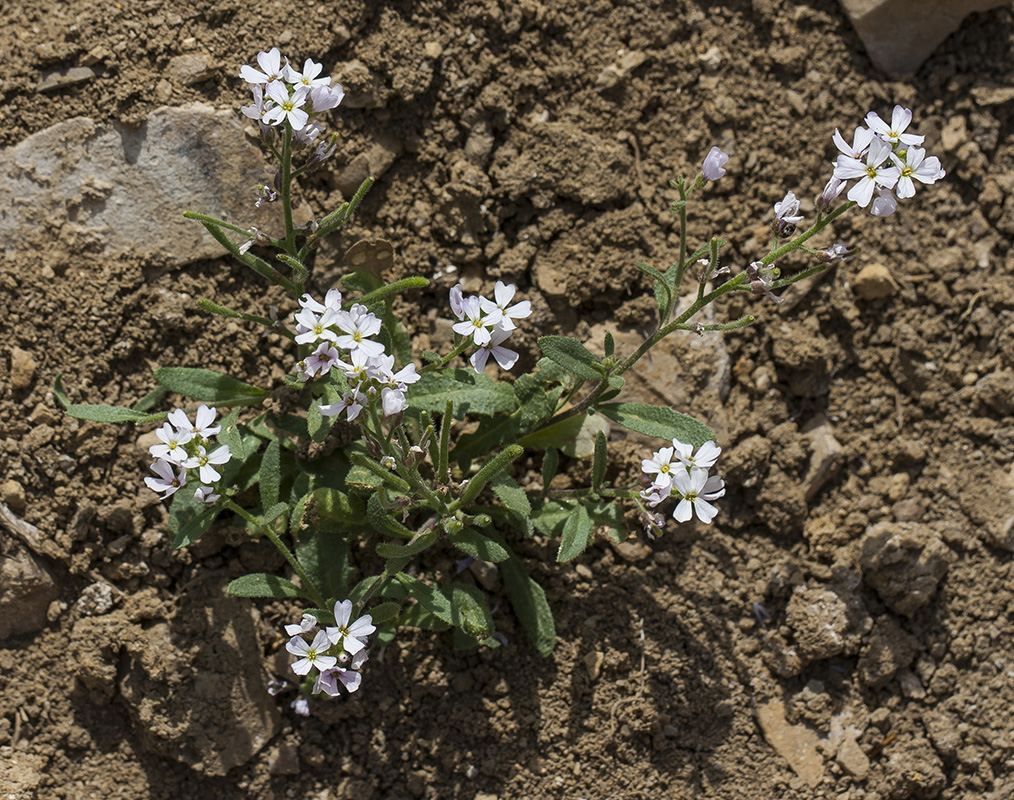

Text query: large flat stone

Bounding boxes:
[839,0,1010,74]
[0,104,284,265]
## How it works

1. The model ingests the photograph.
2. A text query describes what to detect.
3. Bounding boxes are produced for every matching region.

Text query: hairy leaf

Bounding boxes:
[537,336,605,380]
[596,402,715,446]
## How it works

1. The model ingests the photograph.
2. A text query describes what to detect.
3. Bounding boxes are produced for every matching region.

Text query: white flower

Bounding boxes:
[194,485,220,504]
[144,459,187,499]
[284,58,331,89]
[641,446,677,488]
[469,326,519,373]
[773,191,804,228]
[314,665,362,696]
[240,85,272,125]
[832,126,874,160]
[889,146,945,199]
[149,422,193,463]
[672,468,725,524]
[381,386,409,417]
[263,83,311,131]
[701,145,730,181]
[240,48,286,85]
[449,284,466,320]
[168,405,221,439]
[479,281,532,331]
[334,305,386,358]
[325,599,376,655]
[865,105,924,147]
[639,481,672,508]
[870,187,898,217]
[834,138,899,208]
[818,175,846,209]
[671,439,721,470]
[293,306,339,345]
[286,629,337,676]
[319,389,368,422]
[452,296,502,346]
[299,288,342,314]
[182,444,232,484]
[285,613,318,637]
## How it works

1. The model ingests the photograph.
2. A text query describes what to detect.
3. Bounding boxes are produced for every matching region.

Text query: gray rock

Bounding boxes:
[755,698,825,788]
[74,582,118,617]
[9,346,36,390]
[838,0,1011,74]
[837,734,871,780]
[38,65,98,92]
[785,584,865,662]
[0,544,59,640]
[853,263,898,300]
[860,522,953,616]
[801,417,843,501]
[0,104,286,266]
[167,54,216,85]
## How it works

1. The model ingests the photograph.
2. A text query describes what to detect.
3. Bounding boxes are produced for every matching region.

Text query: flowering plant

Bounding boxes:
[58,48,944,711]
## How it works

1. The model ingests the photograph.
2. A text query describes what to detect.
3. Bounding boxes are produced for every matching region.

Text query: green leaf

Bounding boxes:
[394,573,456,627]
[491,473,533,536]
[53,373,70,409]
[596,402,715,446]
[260,439,281,511]
[459,445,524,505]
[591,431,607,492]
[152,367,269,405]
[635,260,668,284]
[520,411,609,458]
[366,601,401,626]
[132,386,169,412]
[367,492,414,539]
[216,408,246,463]
[295,527,353,604]
[261,502,288,527]
[541,447,559,489]
[449,582,494,638]
[65,404,158,423]
[227,573,305,599]
[500,555,555,656]
[449,527,510,563]
[376,527,439,559]
[409,369,518,417]
[537,336,605,380]
[557,504,593,562]
[531,499,575,537]
[397,603,451,632]
[357,276,430,307]
[168,488,221,548]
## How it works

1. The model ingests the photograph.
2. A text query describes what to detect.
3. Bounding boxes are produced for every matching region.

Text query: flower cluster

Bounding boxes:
[449,281,532,373]
[144,405,231,504]
[293,289,420,420]
[640,439,726,525]
[829,105,945,216]
[283,601,375,699]
[239,48,344,144]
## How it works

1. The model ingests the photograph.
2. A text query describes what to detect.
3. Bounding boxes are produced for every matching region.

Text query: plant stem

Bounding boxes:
[224,498,325,607]
[280,126,297,256]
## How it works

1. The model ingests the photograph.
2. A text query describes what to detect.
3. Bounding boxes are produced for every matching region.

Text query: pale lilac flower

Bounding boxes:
[310,83,345,113]
[672,468,726,524]
[169,405,221,439]
[870,187,898,217]
[746,261,783,304]
[299,289,342,314]
[325,600,376,656]
[834,138,898,208]
[182,444,232,484]
[144,459,187,499]
[266,680,287,696]
[240,85,272,125]
[381,386,409,417]
[479,281,532,331]
[293,306,339,345]
[773,191,804,231]
[194,485,220,504]
[264,83,311,131]
[287,629,337,676]
[889,146,945,199]
[305,342,342,378]
[314,650,367,696]
[294,120,325,145]
[290,697,310,716]
[240,48,286,85]
[818,175,846,209]
[285,613,319,638]
[832,126,875,160]
[453,296,502,347]
[285,58,331,90]
[334,305,385,358]
[641,446,677,488]
[319,389,368,422]
[469,326,519,373]
[449,284,466,320]
[149,422,193,463]
[338,348,376,387]
[671,439,721,470]
[639,481,672,508]
[702,145,730,181]
[816,243,855,263]
[865,105,924,147]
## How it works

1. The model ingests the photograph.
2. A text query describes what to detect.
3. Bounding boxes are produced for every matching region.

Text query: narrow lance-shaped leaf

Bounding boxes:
[260,439,281,511]
[556,504,593,562]
[596,402,716,446]
[537,336,605,380]
[500,555,555,656]
[591,431,607,493]
[153,367,269,405]
[227,573,306,599]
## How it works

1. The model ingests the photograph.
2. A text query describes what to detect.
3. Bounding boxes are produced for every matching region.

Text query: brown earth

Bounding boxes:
[2,1,1014,798]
